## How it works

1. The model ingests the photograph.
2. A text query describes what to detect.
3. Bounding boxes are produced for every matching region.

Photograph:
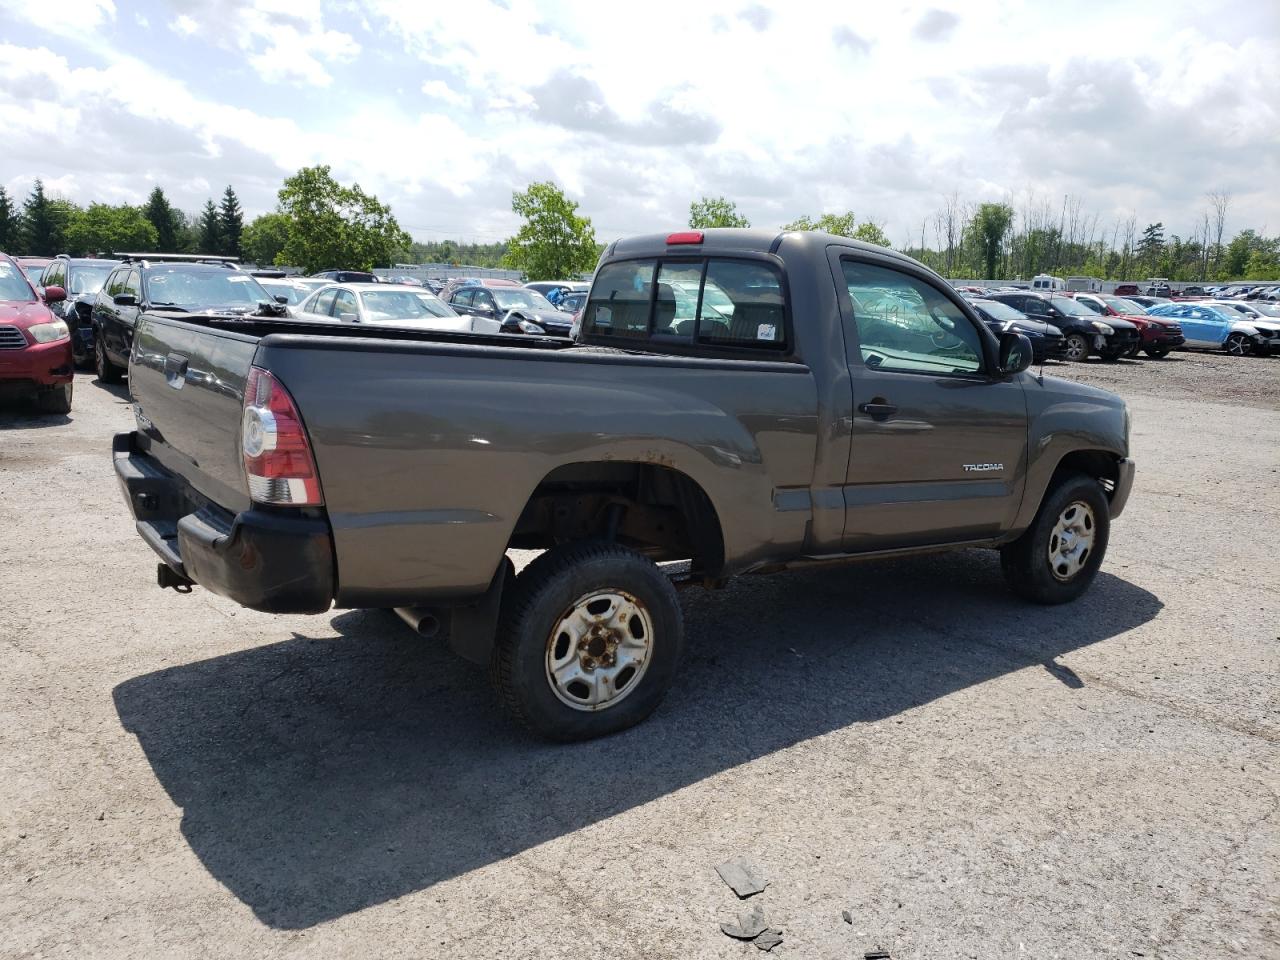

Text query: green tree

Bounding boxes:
[688,196,750,229]
[21,180,76,255]
[783,211,856,236]
[0,186,20,252]
[970,203,1014,279]
[240,213,292,266]
[220,186,244,257]
[144,187,179,251]
[851,221,891,248]
[64,203,158,255]
[276,165,411,272]
[198,200,222,254]
[501,181,598,280]
[1136,222,1165,275]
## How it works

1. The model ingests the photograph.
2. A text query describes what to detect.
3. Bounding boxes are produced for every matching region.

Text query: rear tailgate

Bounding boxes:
[128,312,258,513]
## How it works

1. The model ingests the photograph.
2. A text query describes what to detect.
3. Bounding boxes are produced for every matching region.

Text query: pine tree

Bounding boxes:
[219,186,244,258]
[144,187,178,251]
[22,179,58,255]
[198,199,222,255]
[0,186,20,252]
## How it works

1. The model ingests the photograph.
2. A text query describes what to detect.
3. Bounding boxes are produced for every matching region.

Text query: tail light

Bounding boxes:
[666,231,704,245]
[241,366,323,506]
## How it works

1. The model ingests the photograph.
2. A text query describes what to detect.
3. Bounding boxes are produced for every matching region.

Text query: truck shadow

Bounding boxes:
[113,549,1160,930]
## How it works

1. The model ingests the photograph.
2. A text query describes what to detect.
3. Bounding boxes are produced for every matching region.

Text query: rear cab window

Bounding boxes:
[582,257,788,353]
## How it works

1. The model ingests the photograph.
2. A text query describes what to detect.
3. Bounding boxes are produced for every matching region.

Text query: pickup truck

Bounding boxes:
[114,229,1135,741]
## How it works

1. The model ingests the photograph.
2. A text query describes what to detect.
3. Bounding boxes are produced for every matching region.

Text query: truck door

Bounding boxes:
[831,252,1029,550]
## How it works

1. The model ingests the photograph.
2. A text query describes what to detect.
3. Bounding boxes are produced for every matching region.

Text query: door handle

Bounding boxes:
[858,400,898,421]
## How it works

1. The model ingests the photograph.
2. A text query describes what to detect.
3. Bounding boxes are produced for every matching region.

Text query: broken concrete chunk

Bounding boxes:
[720,904,769,940]
[842,909,853,924]
[865,951,892,959]
[715,857,768,898]
[754,929,784,952]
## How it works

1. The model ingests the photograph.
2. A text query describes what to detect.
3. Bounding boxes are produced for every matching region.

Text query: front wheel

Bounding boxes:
[95,339,124,383]
[1099,348,1126,362]
[1224,332,1252,357]
[36,381,73,414]
[1000,473,1110,604]
[1063,333,1090,362]
[491,542,683,741]
[1145,348,1169,359]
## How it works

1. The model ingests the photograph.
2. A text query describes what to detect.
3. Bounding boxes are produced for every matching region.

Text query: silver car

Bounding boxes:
[294,283,502,333]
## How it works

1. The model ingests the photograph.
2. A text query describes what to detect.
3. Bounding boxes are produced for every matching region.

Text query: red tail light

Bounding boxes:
[241,366,323,506]
[666,231,704,245]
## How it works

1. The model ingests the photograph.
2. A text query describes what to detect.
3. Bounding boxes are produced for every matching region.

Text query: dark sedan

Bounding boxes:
[966,297,1066,362]
[986,291,1140,361]
[448,285,575,337]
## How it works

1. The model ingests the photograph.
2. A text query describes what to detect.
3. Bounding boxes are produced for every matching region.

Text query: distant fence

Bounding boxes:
[375,263,524,281]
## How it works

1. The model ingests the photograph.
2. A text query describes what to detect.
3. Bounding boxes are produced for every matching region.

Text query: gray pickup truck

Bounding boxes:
[114,229,1134,740]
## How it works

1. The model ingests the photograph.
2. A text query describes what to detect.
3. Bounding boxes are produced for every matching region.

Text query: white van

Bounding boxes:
[1031,273,1066,291]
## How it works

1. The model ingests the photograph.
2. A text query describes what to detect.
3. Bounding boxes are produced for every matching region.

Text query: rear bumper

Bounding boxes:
[113,431,335,613]
[0,338,74,387]
[1111,457,1135,519]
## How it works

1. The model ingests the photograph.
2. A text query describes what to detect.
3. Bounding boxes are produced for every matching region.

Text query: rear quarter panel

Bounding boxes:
[256,337,819,606]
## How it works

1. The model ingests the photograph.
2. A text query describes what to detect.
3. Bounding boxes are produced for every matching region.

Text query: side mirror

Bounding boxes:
[275,295,289,304]
[113,293,137,307]
[43,285,66,304]
[998,331,1034,375]
[338,312,359,323]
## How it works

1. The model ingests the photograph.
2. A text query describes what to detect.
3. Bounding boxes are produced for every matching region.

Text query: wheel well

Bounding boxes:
[510,462,726,575]
[1051,450,1119,498]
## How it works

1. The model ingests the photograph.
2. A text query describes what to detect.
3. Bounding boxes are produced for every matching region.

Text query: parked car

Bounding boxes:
[1068,293,1185,359]
[1146,302,1280,356]
[310,269,378,283]
[558,290,589,317]
[1180,285,1206,297]
[447,284,576,337]
[525,280,590,306]
[1204,300,1280,351]
[255,277,327,306]
[1245,284,1280,302]
[1144,278,1172,296]
[436,276,521,302]
[1031,273,1065,291]
[15,256,52,287]
[113,228,1136,740]
[293,283,500,333]
[1113,284,1140,296]
[91,256,285,383]
[986,291,1140,361]
[965,297,1066,362]
[1127,295,1171,310]
[38,255,121,367]
[0,254,73,413]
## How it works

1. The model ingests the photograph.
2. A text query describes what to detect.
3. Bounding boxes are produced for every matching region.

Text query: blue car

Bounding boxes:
[1147,302,1280,356]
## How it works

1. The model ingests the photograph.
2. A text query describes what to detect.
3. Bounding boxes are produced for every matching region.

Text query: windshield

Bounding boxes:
[493,288,556,311]
[1074,297,1106,314]
[1103,296,1145,314]
[360,289,457,321]
[973,299,1024,322]
[1049,296,1096,317]
[68,265,114,296]
[0,262,36,301]
[144,268,272,308]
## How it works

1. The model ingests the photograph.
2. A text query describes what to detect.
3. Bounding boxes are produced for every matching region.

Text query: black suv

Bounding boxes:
[311,270,378,283]
[966,297,1066,362]
[986,291,1139,361]
[38,256,121,368]
[92,255,284,383]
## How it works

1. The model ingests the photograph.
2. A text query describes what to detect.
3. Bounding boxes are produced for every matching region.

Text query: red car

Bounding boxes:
[1069,292,1185,359]
[0,254,74,413]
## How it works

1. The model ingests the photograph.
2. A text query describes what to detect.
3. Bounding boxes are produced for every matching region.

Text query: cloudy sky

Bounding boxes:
[1,0,1277,246]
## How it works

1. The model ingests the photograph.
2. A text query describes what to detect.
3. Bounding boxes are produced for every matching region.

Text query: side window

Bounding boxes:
[313,288,338,316]
[583,260,656,339]
[1022,298,1048,317]
[476,291,496,313]
[333,290,357,316]
[124,270,141,298]
[653,262,702,337]
[452,289,474,307]
[841,260,983,375]
[698,259,786,348]
[103,270,121,297]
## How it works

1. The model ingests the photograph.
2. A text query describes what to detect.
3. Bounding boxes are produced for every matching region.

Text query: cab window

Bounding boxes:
[841,260,983,375]
[583,260,656,340]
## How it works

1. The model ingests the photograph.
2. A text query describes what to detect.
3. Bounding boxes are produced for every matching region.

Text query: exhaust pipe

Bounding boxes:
[394,606,441,639]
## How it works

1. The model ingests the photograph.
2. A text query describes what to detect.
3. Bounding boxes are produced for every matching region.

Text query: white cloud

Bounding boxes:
[421,80,469,107]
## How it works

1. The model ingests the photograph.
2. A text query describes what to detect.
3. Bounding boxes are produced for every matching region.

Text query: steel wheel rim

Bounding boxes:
[546,590,654,712]
[1048,500,1096,582]
[1066,336,1087,360]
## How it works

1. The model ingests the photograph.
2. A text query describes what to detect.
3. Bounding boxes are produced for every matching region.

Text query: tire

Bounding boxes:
[1224,332,1252,357]
[95,338,124,383]
[1125,343,1140,358]
[491,542,683,741]
[36,381,73,414]
[1063,333,1090,362]
[1000,472,1110,605]
[1145,348,1169,359]
[1099,348,1125,362]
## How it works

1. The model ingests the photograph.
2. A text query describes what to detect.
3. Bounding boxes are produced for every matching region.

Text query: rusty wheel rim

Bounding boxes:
[545,590,654,712]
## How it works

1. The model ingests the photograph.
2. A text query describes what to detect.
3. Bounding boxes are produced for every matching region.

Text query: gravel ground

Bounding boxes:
[1,351,1277,959]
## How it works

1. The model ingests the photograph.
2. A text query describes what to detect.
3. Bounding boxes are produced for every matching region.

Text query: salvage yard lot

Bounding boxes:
[2,352,1277,958]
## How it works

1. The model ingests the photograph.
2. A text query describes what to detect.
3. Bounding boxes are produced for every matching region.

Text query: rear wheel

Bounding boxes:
[1099,347,1125,362]
[95,339,124,383]
[491,542,683,741]
[1063,333,1090,362]
[1000,473,1110,604]
[1224,332,1252,357]
[36,381,72,414]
